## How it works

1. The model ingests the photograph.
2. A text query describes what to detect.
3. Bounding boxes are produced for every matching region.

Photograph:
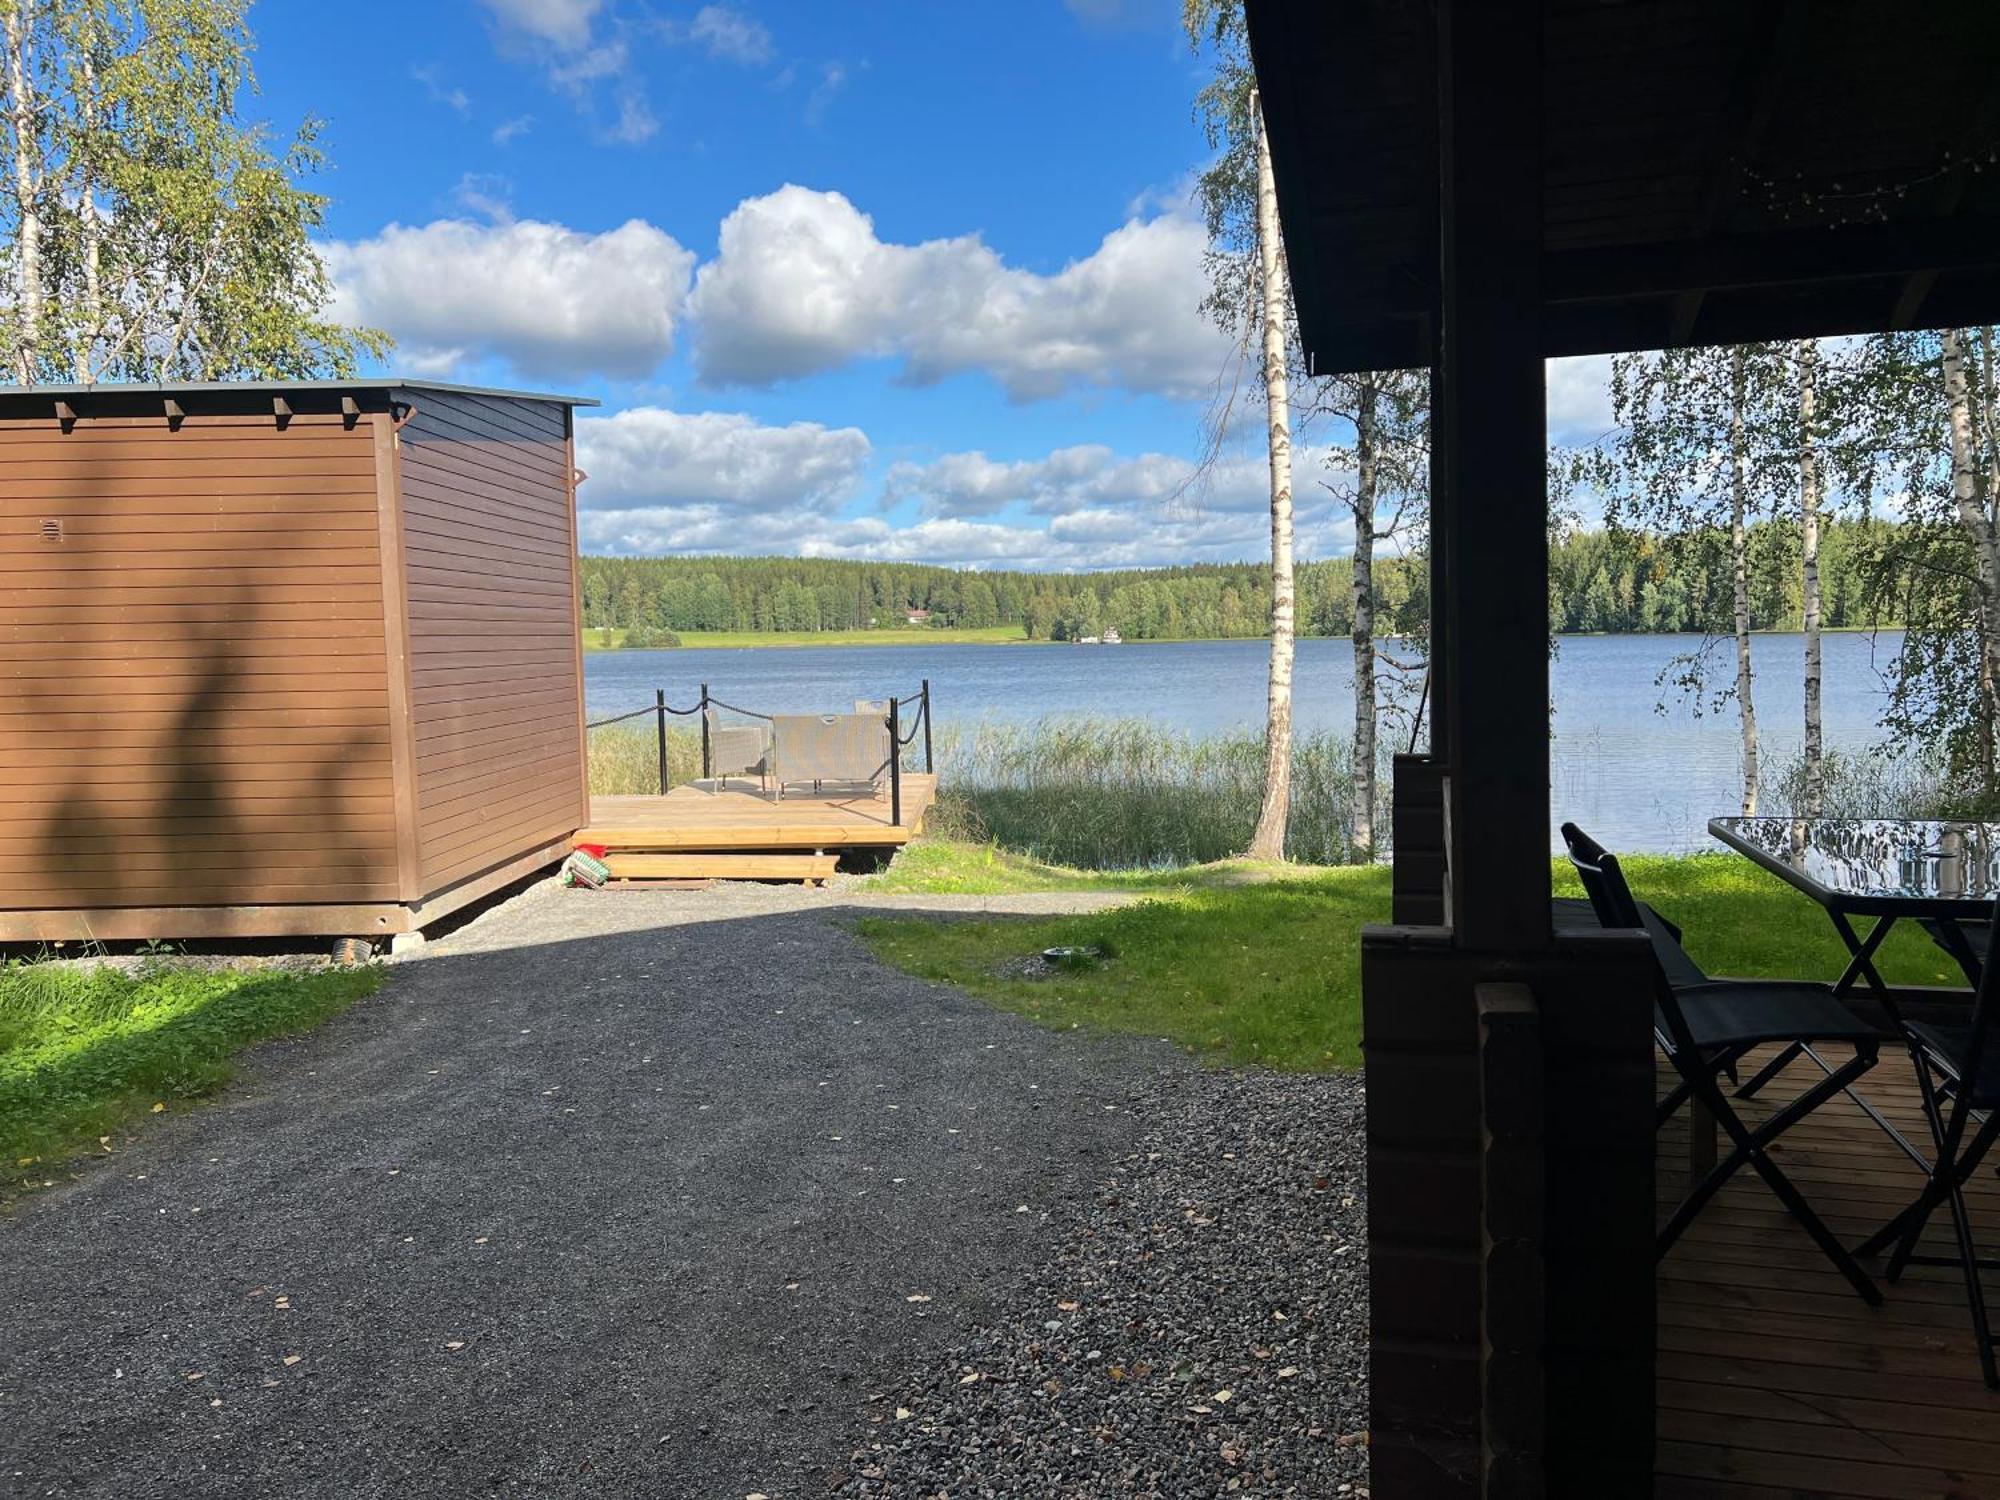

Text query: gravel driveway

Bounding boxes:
[0,879,1369,1499]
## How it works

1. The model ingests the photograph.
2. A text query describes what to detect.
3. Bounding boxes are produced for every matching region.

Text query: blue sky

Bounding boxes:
[247,0,1614,568]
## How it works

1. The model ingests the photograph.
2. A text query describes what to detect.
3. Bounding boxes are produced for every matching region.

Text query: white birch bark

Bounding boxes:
[74,25,100,380]
[1246,90,1294,862]
[1350,379,1378,858]
[1942,328,2000,793]
[1730,347,1761,816]
[4,1,43,384]
[1799,341,1824,815]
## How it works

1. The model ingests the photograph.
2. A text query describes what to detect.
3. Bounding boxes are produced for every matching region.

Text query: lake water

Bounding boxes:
[584,632,1911,855]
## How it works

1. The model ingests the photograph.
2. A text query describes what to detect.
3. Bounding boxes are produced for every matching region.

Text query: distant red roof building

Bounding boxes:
[904,608,931,624]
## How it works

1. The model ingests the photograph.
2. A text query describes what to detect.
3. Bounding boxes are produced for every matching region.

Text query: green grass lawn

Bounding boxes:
[583,624,1035,650]
[1,957,381,1189]
[855,843,1964,1073]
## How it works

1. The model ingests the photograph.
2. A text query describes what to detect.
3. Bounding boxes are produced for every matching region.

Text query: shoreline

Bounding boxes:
[582,624,1907,653]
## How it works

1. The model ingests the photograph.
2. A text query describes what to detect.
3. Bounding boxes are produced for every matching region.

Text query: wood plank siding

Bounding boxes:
[0,412,401,913]
[392,387,586,896]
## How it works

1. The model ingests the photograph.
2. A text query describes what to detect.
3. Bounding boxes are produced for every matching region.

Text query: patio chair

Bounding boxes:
[1921,915,1990,984]
[770,712,891,800]
[703,709,771,795]
[1560,822,1888,1303]
[1855,938,2000,1386]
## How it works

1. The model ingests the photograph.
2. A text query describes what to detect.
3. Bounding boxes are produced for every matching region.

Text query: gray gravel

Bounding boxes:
[831,1071,1370,1499]
[0,880,1371,1499]
[0,881,1157,1499]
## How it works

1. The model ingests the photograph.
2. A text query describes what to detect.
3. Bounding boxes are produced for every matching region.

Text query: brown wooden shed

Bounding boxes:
[0,378,597,945]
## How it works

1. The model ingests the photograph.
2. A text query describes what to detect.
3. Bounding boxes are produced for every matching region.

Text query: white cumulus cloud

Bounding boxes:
[687,185,1231,401]
[323,217,695,381]
[576,407,871,515]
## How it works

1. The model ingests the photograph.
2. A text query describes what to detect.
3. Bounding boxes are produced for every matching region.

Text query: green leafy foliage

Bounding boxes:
[1,0,389,382]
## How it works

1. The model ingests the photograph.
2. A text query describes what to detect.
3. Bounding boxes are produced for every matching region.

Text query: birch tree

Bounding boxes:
[1797,340,1825,813]
[1185,0,1299,859]
[1312,371,1429,856]
[1595,345,1790,815]
[1241,87,1296,861]
[1827,328,2000,805]
[0,0,386,385]
[1186,0,1434,861]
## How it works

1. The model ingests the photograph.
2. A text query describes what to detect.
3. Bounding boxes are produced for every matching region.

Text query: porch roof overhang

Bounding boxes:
[1246,0,2000,375]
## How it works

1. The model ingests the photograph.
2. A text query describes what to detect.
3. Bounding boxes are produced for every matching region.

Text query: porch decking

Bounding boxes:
[575,778,936,882]
[1658,1043,2000,1497]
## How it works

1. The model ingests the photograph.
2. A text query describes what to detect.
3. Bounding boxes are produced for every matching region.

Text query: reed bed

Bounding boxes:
[1765,746,1950,821]
[926,717,1367,869]
[587,723,705,796]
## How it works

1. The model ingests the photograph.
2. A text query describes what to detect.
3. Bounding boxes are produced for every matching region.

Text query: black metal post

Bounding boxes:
[921,678,933,774]
[655,689,668,795]
[888,697,903,828]
[699,682,711,784]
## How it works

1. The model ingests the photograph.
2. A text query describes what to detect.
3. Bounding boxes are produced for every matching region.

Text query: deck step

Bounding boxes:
[602,852,838,884]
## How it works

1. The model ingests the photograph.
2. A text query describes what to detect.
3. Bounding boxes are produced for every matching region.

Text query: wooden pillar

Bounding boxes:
[1436,0,1550,952]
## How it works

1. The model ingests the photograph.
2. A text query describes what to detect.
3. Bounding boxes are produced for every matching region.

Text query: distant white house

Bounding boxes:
[904,608,931,625]
[1102,628,1123,645]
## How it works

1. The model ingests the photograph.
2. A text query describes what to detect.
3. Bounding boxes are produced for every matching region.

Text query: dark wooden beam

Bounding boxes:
[162,397,184,431]
[340,394,361,430]
[272,395,293,430]
[1551,215,2000,307]
[1890,79,2000,329]
[53,399,76,433]
[1436,0,1550,952]
[1668,0,1806,343]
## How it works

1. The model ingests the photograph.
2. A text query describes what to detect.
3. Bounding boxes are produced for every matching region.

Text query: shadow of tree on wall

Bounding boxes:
[28,595,380,916]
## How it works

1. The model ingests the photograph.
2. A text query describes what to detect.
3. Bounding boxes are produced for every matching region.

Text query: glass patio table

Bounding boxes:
[1705,817,1997,1173]
[1708,817,1999,995]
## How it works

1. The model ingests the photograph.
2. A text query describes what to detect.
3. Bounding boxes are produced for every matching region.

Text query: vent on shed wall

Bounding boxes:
[39,518,62,542]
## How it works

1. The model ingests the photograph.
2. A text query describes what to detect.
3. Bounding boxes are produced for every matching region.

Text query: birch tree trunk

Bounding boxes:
[74,27,101,381]
[1245,89,1295,862]
[1942,328,2000,795]
[4,2,42,384]
[1350,378,1379,858]
[1730,347,1761,816]
[1799,341,1824,815]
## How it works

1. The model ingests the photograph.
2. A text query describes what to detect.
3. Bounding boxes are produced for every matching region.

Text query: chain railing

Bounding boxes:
[585,679,934,819]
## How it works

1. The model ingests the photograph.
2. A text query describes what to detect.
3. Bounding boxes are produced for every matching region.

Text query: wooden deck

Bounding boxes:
[1657,1043,2000,1498]
[575,777,935,881]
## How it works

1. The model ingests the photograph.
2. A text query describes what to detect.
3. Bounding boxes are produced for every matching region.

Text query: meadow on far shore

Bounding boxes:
[583,625,1038,650]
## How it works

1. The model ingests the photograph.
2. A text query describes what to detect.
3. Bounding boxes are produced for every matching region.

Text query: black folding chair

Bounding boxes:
[1560,822,1888,1303]
[1856,938,2000,1386]
[1921,915,1990,985]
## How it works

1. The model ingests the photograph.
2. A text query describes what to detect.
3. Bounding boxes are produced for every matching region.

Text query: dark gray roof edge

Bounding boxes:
[0,377,600,407]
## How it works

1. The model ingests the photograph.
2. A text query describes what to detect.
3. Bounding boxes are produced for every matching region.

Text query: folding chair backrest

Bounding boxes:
[1561,821,1695,1055]
[1560,821,1645,929]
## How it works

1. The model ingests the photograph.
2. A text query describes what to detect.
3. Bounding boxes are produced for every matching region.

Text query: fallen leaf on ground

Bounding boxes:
[282,1355,301,1367]
[905,1294,931,1303]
